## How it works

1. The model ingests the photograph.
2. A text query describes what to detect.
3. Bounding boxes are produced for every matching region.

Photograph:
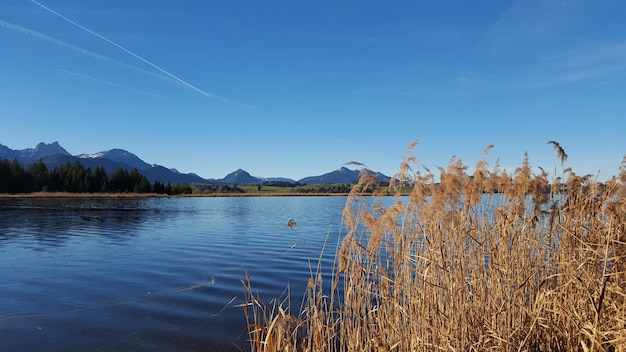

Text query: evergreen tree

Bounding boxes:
[83,168,96,193]
[129,169,150,193]
[109,168,130,192]
[0,159,12,193]
[9,159,29,193]
[153,181,165,194]
[94,166,108,192]
[68,162,86,192]
[28,159,49,192]
[48,164,64,192]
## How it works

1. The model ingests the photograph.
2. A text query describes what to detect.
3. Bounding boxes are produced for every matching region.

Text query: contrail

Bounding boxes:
[0,19,176,84]
[31,0,212,98]
[3,15,276,115]
[0,19,108,61]
[58,69,168,99]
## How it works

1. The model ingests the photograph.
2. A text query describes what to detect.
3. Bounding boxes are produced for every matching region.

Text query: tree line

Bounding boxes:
[0,158,192,195]
[295,184,353,194]
[190,183,246,194]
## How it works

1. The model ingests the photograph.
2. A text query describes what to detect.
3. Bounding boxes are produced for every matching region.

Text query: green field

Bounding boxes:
[238,185,293,193]
[238,183,408,195]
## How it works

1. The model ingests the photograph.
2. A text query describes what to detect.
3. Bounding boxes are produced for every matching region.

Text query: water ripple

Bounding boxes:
[0,196,351,351]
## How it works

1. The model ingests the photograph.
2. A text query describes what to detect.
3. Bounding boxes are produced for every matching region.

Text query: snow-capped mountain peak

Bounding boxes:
[78,149,151,170]
[78,152,105,159]
[0,141,71,161]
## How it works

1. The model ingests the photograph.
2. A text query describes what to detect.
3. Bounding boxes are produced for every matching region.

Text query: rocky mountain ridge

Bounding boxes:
[0,142,390,185]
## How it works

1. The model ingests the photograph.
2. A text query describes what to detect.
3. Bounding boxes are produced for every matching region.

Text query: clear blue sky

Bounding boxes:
[1,0,625,181]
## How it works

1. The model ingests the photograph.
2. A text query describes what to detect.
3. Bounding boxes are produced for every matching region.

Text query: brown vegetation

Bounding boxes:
[241,141,626,352]
[0,192,170,198]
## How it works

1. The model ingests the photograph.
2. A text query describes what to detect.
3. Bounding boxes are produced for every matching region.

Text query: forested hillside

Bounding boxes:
[0,158,192,195]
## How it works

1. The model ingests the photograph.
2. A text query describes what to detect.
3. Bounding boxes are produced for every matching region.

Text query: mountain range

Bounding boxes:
[0,142,391,185]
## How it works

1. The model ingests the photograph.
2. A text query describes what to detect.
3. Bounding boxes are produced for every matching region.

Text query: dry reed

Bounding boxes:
[241,141,626,352]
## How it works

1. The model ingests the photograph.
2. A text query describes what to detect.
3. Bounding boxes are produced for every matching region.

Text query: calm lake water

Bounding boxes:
[0,196,352,351]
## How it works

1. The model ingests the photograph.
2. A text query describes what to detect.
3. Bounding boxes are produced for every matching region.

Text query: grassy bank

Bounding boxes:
[205,184,405,196]
[0,191,354,198]
[0,192,171,198]
[242,142,626,351]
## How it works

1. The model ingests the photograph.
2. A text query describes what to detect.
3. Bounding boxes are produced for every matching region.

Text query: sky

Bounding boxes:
[1,0,625,181]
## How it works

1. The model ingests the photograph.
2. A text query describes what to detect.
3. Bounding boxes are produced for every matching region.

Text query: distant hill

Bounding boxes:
[0,141,390,186]
[78,149,151,170]
[263,177,297,183]
[41,153,127,174]
[139,165,211,184]
[1,142,208,184]
[220,169,263,184]
[298,167,390,185]
[0,141,70,162]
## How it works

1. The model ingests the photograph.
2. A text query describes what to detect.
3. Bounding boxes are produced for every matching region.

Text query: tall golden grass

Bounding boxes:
[241,141,626,352]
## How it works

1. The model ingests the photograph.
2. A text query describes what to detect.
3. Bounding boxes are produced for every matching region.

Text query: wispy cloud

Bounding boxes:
[0,18,175,84]
[1,17,250,107]
[518,42,626,88]
[472,0,626,90]
[4,1,305,124]
[478,0,591,57]
[58,69,168,98]
[544,42,626,68]
[30,0,213,99]
[1,19,108,61]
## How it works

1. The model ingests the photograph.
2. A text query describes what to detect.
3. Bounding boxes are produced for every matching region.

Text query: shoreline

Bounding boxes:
[0,192,355,199]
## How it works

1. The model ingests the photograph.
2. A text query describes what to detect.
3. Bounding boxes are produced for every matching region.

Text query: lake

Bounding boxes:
[0,196,352,351]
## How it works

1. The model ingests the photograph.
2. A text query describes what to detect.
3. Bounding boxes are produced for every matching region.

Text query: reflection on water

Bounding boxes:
[0,200,151,249]
[0,196,348,351]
